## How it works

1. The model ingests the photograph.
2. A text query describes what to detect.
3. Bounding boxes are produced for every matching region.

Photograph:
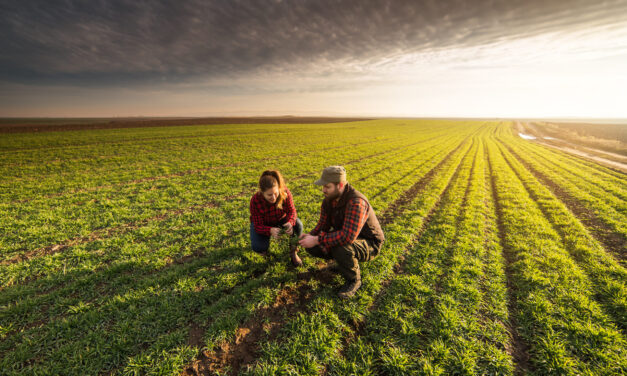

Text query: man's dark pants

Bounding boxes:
[306,238,381,281]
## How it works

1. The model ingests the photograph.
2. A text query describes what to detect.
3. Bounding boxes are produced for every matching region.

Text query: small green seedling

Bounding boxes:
[279,224,300,248]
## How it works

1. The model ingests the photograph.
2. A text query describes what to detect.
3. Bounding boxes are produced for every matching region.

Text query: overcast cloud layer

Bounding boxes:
[2,0,626,86]
[1,0,627,117]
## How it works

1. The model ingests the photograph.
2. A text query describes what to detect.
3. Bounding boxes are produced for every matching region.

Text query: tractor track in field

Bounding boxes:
[486,141,531,376]
[181,265,334,376]
[2,137,442,268]
[500,141,625,263]
[181,138,472,376]
[517,120,627,177]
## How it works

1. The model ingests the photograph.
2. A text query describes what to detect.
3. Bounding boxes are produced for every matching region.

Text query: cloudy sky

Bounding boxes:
[1,0,626,118]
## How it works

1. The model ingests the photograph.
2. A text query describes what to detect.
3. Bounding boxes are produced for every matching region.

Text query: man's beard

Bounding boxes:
[325,189,341,200]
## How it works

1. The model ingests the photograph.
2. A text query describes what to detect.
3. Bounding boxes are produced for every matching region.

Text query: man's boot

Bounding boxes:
[290,246,303,267]
[338,278,361,299]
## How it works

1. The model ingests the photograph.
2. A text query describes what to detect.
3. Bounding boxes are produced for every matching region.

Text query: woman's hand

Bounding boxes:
[282,222,293,235]
[270,227,282,239]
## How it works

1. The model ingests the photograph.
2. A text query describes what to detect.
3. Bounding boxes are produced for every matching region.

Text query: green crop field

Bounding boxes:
[1,119,625,375]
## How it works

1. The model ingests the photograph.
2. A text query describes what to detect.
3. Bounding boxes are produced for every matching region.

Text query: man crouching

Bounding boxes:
[299,166,385,299]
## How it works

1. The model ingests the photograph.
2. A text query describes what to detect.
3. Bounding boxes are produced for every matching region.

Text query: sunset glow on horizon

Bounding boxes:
[1,0,627,119]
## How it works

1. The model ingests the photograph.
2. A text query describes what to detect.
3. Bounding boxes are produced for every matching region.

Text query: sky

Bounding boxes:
[1,0,627,118]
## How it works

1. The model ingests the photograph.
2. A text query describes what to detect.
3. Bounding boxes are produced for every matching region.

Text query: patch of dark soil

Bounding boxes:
[187,323,205,348]
[296,263,337,285]
[182,280,315,376]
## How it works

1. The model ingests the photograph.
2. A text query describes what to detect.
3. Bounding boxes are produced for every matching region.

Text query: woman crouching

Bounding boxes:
[249,170,303,266]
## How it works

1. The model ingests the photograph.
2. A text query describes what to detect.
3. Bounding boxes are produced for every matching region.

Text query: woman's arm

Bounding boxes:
[283,188,297,226]
[250,194,272,236]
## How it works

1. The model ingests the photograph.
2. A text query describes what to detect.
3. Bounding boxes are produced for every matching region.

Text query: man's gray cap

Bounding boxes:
[314,166,347,185]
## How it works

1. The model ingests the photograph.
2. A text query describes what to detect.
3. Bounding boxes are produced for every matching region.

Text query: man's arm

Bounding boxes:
[319,198,368,248]
[309,205,328,236]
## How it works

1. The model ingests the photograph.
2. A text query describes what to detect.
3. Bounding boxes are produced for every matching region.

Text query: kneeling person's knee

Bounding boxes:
[330,244,354,260]
[252,244,269,253]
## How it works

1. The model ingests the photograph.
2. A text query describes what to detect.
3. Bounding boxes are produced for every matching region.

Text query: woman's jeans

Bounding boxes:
[250,218,303,253]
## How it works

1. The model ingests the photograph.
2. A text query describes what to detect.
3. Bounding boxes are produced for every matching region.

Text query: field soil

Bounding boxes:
[2,120,625,375]
[0,116,373,133]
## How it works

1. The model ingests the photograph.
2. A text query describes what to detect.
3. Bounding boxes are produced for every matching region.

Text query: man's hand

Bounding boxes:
[282,222,293,236]
[270,227,281,239]
[298,234,319,249]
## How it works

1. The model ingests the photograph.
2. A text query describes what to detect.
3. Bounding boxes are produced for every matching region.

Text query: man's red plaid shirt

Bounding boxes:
[310,197,369,249]
[249,188,297,236]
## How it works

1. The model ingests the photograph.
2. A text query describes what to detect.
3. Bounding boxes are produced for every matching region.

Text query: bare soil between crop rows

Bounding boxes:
[501,142,625,263]
[379,139,467,225]
[486,142,531,376]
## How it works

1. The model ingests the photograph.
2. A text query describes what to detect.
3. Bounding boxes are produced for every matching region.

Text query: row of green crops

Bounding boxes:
[0,127,468,340]
[1,120,481,374]
[492,136,626,330]
[239,131,481,375]
[1,120,625,375]
[243,128,514,375]
[0,121,466,258]
[485,135,626,374]
[497,127,626,255]
[325,135,512,375]
[2,120,457,198]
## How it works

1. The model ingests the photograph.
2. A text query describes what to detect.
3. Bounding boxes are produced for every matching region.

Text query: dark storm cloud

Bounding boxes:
[1,0,625,86]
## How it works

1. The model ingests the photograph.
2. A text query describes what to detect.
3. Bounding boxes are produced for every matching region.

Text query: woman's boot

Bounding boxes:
[290,246,303,267]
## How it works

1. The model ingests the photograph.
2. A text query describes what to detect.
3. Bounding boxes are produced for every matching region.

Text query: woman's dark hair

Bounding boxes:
[259,170,287,209]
